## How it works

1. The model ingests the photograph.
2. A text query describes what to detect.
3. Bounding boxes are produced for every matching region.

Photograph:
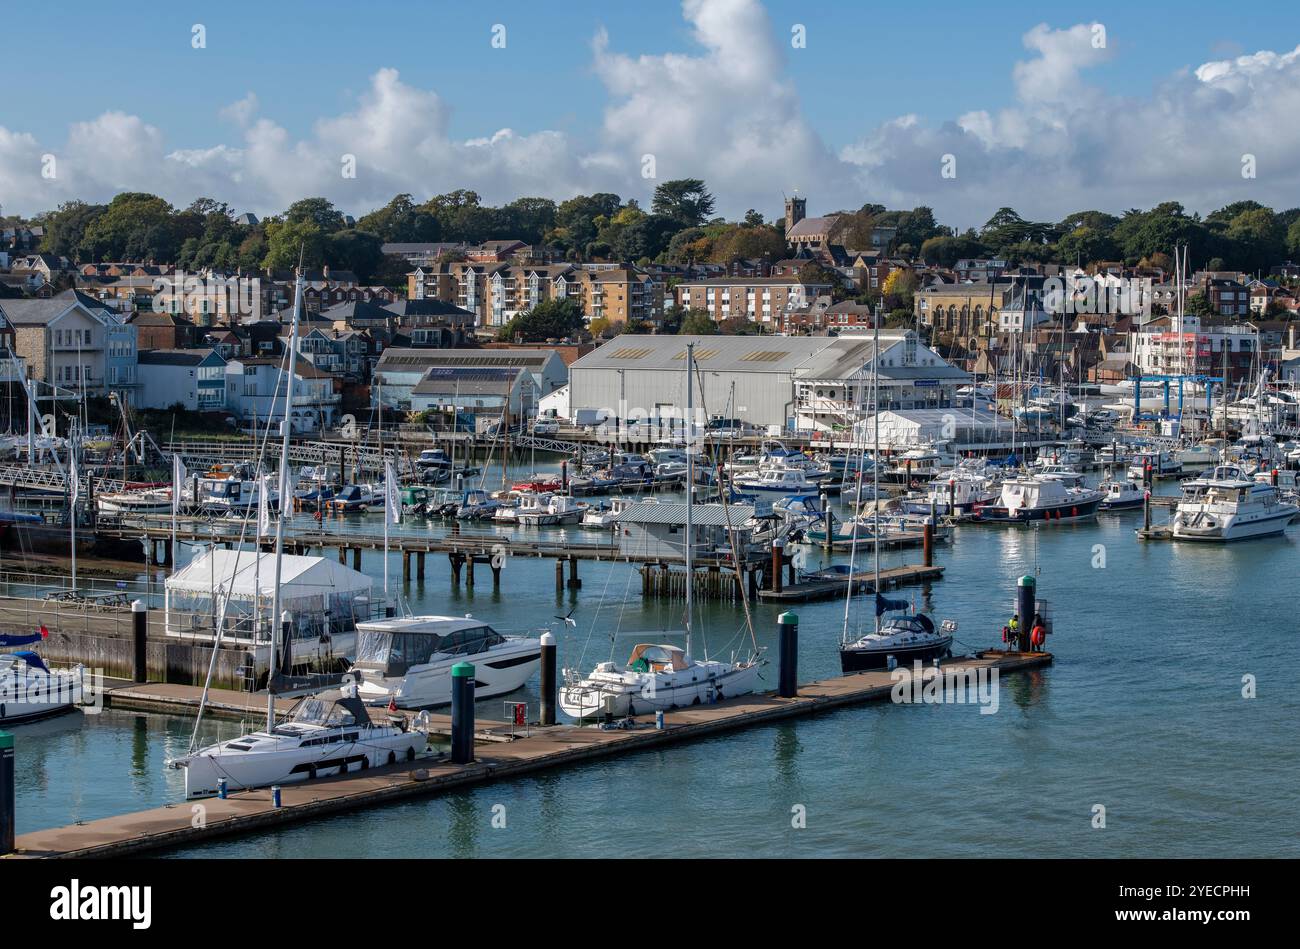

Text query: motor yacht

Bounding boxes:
[975,475,1105,523]
[353,615,541,708]
[1170,464,1299,542]
[0,650,84,725]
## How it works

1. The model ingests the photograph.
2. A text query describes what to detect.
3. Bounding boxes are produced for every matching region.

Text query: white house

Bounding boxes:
[224,355,340,431]
[136,348,228,411]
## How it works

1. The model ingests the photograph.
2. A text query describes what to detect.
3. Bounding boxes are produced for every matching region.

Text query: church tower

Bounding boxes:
[784,194,807,235]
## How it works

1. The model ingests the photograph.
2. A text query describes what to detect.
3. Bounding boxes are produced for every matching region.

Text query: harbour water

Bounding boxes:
[8,467,1299,858]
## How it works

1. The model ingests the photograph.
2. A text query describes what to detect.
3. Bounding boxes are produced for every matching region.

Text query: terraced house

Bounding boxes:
[0,297,137,401]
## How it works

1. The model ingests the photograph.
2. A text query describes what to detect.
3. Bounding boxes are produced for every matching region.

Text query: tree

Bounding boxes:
[497,297,584,342]
[285,197,346,233]
[677,310,717,335]
[80,193,180,261]
[356,194,441,243]
[326,229,385,282]
[1057,226,1118,266]
[262,219,326,270]
[39,201,107,260]
[651,179,715,227]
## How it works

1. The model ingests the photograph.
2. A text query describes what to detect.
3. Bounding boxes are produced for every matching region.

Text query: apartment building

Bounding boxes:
[0,297,131,398]
[673,276,831,326]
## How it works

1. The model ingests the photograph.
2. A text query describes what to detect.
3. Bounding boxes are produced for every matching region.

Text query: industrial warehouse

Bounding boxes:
[566,331,970,432]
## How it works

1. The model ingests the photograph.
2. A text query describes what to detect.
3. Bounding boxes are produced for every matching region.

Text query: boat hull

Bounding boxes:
[976,496,1103,523]
[839,636,953,673]
[1171,508,1296,542]
[559,662,763,719]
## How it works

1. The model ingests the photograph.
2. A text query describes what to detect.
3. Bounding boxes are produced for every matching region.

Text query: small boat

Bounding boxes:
[732,466,825,496]
[559,643,763,719]
[1127,450,1182,481]
[172,685,425,799]
[517,494,584,526]
[325,484,377,513]
[0,647,84,725]
[899,472,998,516]
[199,477,279,516]
[455,488,500,520]
[95,487,173,516]
[511,475,563,494]
[581,496,651,529]
[1098,478,1145,510]
[1177,440,1223,468]
[974,475,1105,523]
[839,595,954,672]
[353,615,541,708]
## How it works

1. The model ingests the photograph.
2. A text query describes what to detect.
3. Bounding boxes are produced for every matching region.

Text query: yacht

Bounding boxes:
[1177,440,1223,469]
[353,615,541,708]
[516,494,584,526]
[1098,478,1146,510]
[732,466,824,496]
[199,476,279,516]
[173,686,425,799]
[326,483,379,514]
[1033,464,1086,488]
[95,487,173,516]
[840,600,954,672]
[1170,464,1299,542]
[455,489,500,520]
[0,649,84,725]
[975,475,1105,523]
[581,496,652,529]
[559,343,763,720]
[1127,449,1182,481]
[900,472,998,516]
[559,643,764,719]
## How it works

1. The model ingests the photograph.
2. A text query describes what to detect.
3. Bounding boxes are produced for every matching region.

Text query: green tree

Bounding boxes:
[39,200,107,260]
[80,193,179,261]
[262,219,326,270]
[677,310,717,335]
[326,229,385,282]
[285,197,346,233]
[356,194,441,243]
[651,179,715,227]
[497,297,585,341]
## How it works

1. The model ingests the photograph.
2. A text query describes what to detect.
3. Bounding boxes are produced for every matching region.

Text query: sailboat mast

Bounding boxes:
[873,315,881,635]
[266,266,304,730]
[684,342,694,660]
[380,376,388,601]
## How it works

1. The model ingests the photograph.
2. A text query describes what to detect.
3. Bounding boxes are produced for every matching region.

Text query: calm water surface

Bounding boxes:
[9,463,1298,857]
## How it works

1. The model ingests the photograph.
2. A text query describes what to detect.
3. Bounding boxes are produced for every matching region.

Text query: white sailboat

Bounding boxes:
[559,343,763,719]
[170,264,427,799]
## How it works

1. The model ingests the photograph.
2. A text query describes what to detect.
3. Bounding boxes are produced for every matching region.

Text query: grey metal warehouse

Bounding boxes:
[568,333,967,431]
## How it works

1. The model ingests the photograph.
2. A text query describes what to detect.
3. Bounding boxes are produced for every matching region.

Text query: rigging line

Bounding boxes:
[690,356,758,656]
[841,350,872,645]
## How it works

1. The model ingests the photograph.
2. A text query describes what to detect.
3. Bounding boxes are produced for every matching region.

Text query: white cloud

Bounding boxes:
[3,4,1300,229]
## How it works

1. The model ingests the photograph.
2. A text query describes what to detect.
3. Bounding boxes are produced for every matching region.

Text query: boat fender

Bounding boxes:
[1072,507,1078,517]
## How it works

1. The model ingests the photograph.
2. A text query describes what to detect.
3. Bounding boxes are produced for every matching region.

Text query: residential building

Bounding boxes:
[223,355,341,431]
[0,298,116,397]
[137,349,228,411]
[372,347,567,414]
[673,276,831,326]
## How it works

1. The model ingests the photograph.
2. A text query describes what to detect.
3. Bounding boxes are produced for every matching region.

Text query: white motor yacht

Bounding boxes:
[95,487,173,516]
[1170,464,1299,542]
[353,615,541,708]
[733,466,823,496]
[1127,449,1182,481]
[516,494,584,526]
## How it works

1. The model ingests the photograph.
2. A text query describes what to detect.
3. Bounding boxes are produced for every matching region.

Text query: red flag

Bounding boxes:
[387,694,397,713]
[39,624,49,638]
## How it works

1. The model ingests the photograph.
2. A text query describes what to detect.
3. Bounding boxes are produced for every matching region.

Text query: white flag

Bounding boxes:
[172,454,188,515]
[257,473,272,537]
[384,459,401,525]
[69,455,79,505]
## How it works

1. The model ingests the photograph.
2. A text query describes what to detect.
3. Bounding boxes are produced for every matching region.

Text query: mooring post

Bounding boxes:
[449,553,462,586]
[539,631,557,726]
[417,551,426,580]
[922,521,933,567]
[555,559,564,593]
[450,662,476,764]
[777,611,798,698]
[352,547,362,571]
[771,539,784,593]
[1143,489,1151,532]
[131,599,147,683]
[567,555,580,589]
[466,556,475,588]
[0,731,13,856]
[402,551,411,583]
[1016,575,1036,653]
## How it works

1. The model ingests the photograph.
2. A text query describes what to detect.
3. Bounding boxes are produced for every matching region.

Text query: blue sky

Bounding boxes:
[3,0,1300,223]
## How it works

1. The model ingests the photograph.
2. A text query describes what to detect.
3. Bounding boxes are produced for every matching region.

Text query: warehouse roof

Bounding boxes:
[376,347,558,371]
[411,366,524,396]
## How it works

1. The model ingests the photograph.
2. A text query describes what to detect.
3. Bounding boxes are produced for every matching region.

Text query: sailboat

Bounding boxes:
[559,343,763,719]
[169,264,426,799]
[839,314,953,674]
[0,629,84,725]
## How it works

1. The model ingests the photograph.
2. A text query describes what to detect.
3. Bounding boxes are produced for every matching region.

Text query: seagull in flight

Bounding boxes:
[554,607,578,628]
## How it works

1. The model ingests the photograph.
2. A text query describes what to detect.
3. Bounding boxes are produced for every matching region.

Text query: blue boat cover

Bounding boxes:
[875,592,909,616]
[0,632,44,647]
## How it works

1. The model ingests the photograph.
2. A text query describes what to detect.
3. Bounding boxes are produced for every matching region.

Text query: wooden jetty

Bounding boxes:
[5,651,1052,859]
[757,563,943,603]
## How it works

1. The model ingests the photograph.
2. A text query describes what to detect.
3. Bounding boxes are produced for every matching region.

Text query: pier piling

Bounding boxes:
[567,556,581,590]
[1016,575,1036,653]
[417,551,426,581]
[777,611,798,698]
[402,551,411,583]
[131,599,147,683]
[450,662,475,764]
[0,732,13,856]
[352,548,362,572]
[922,521,933,567]
[539,632,556,726]
[771,540,784,594]
[555,559,564,593]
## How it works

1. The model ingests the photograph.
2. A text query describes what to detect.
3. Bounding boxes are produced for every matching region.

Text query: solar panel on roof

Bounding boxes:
[609,347,652,359]
[740,351,786,362]
[672,348,718,360]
